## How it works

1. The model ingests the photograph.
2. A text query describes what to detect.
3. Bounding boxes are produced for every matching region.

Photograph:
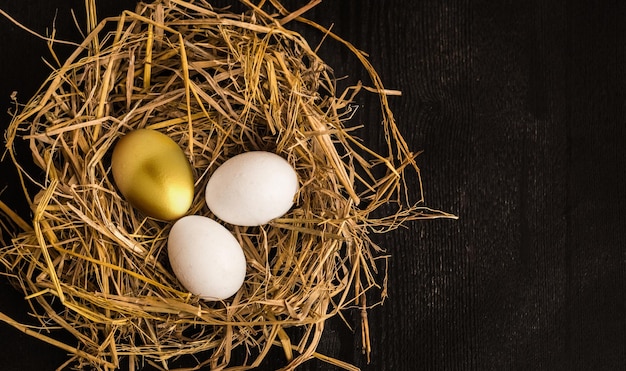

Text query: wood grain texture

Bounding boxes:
[1,1,625,370]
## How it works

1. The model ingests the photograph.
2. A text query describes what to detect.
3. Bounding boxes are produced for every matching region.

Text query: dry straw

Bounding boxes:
[0,0,454,370]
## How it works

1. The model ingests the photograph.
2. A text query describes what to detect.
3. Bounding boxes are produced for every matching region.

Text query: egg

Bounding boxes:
[167,215,246,300]
[111,129,194,221]
[205,151,298,226]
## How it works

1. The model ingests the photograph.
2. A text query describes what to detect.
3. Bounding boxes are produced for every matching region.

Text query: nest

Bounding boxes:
[0,0,451,370]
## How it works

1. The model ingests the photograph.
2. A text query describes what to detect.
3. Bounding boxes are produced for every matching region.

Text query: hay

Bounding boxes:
[0,0,454,370]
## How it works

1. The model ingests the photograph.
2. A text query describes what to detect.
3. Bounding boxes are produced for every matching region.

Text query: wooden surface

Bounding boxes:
[1,1,625,370]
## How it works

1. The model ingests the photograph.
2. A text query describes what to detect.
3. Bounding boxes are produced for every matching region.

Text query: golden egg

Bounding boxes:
[111,129,194,221]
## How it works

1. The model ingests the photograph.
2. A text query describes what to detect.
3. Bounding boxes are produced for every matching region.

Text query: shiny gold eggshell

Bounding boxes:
[111,129,194,221]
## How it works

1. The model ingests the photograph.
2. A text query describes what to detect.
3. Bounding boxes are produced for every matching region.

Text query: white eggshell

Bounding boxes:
[205,151,298,226]
[167,215,246,300]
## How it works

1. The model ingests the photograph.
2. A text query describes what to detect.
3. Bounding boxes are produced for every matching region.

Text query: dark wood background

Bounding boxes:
[1,1,625,370]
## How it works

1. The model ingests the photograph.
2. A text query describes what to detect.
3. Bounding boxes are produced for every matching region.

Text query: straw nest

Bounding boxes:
[0,0,452,370]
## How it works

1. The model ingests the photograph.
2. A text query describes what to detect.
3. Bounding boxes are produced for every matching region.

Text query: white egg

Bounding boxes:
[205,151,298,226]
[167,215,246,300]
